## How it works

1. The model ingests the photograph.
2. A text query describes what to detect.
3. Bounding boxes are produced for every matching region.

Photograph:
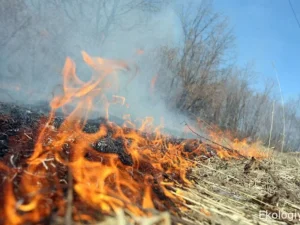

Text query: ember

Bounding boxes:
[0,52,264,225]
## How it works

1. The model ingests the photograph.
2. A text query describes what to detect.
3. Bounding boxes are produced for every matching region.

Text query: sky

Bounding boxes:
[213,0,300,99]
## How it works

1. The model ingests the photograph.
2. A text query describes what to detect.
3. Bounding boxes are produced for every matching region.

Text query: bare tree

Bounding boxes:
[36,0,166,45]
[156,1,300,151]
[158,0,235,114]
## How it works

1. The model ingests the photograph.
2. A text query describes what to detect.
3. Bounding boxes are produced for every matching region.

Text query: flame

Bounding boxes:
[231,138,268,158]
[200,208,211,217]
[136,49,144,55]
[0,51,196,224]
[206,125,268,159]
[150,73,159,95]
[0,50,268,224]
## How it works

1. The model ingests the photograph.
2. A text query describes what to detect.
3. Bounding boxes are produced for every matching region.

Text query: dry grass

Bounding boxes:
[52,148,300,225]
[174,149,300,225]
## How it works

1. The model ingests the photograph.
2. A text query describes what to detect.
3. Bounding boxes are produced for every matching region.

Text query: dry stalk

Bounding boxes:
[259,163,299,202]
[272,62,286,153]
[65,167,73,225]
[267,100,275,152]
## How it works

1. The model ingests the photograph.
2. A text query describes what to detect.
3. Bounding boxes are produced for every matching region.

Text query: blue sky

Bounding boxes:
[213,0,300,99]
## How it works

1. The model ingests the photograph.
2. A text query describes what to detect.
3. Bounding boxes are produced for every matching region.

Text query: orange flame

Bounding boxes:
[150,73,159,95]
[0,51,196,224]
[205,123,268,159]
[136,49,144,55]
[0,51,267,224]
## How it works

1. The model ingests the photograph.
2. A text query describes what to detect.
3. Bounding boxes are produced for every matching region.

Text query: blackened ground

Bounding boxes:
[0,101,132,164]
[0,101,210,163]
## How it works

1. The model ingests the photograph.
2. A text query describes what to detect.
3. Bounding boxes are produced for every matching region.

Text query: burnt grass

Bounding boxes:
[1,101,300,225]
[0,101,219,163]
[0,101,212,223]
[0,101,133,163]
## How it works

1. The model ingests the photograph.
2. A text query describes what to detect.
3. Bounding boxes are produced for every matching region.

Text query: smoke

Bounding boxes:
[0,1,196,137]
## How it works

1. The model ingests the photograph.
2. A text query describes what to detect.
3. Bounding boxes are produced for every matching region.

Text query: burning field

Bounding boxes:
[0,52,299,225]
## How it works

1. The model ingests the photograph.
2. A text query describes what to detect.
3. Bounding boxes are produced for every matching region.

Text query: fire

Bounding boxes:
[184,118,268,159]
[0,51,268,224]
[150,73,159,95]
[206,126,268,159]
[136,49,144,55]
[0,51,196,224]
[231,138,268,159]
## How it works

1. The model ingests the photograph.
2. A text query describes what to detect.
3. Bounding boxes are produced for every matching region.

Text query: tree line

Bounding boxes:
[156,1,300,152]
[0,0,299,151]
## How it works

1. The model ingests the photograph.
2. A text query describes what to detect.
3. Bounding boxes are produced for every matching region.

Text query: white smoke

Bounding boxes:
[0,1,196,138]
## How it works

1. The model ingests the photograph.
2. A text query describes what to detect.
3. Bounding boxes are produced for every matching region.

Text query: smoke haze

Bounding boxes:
[0,0,196,137]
